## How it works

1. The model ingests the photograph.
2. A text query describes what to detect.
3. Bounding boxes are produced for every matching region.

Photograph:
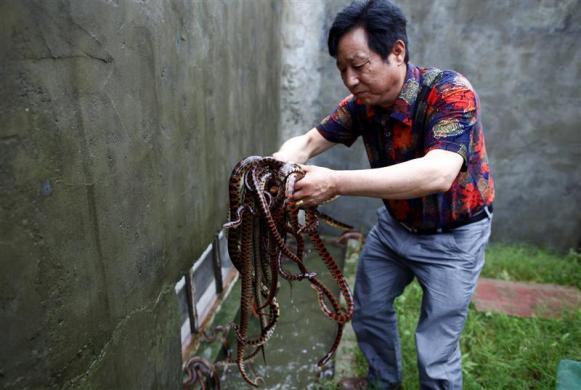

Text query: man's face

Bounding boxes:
[336,27,406,108]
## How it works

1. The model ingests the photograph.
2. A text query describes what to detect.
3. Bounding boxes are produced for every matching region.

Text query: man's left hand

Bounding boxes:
[291,165,338,207]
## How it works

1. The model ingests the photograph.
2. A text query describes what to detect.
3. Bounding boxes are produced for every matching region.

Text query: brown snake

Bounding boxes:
[224,156,354,387]
[182,356,221,390]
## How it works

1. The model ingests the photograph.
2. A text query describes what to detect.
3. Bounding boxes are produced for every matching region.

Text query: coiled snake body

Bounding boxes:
[224,156,354,387]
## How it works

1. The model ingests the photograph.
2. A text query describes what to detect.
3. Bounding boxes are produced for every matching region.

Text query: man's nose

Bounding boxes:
[343,69,359,89]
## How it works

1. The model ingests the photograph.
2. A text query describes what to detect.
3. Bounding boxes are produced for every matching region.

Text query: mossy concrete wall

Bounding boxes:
[0,0,281,388]
[281,0,581,251]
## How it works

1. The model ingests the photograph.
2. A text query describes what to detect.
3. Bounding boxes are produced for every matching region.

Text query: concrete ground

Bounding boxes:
[473,278,581,318]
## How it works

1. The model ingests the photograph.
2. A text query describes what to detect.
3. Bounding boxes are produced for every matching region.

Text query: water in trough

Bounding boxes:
[218,240,347,389]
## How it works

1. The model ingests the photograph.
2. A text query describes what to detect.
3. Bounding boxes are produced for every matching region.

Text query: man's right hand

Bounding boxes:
[271,151,292,163]
[272,128,336,165]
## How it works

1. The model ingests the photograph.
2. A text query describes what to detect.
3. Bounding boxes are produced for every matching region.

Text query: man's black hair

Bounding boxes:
[328,0,409,63]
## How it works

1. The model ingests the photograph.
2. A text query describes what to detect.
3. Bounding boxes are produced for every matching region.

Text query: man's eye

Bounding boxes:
[353,62,368,69]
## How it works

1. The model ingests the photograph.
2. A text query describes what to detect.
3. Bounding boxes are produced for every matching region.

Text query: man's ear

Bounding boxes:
[391,40,406,65]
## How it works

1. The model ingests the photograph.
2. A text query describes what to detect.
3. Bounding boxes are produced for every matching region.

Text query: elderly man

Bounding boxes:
[273,0,494,388]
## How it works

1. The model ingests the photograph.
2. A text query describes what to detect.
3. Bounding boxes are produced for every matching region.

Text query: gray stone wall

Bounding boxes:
[280,0,581,251]
[0,0,281,388]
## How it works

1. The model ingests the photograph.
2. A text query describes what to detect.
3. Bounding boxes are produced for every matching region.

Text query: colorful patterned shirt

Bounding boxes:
[316,63,495,230]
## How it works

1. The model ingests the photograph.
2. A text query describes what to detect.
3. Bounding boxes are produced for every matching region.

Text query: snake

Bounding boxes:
[182,356,221,390]
[224,156,354,386]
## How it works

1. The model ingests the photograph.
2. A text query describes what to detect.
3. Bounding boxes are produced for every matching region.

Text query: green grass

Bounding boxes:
[481,243,581,289]
[351,243,581,389]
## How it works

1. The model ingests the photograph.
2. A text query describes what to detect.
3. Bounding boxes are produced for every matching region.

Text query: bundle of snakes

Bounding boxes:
[224,156,354,387]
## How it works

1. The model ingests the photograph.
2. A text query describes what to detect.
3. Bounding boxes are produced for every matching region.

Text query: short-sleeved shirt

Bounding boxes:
[316,63,495,230]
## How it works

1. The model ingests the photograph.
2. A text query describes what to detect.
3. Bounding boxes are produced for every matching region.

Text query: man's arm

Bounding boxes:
[273,128,336,164]
[292,149,463,206]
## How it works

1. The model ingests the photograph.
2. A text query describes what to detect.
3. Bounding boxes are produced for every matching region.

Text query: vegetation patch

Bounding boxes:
[350,243,581,389]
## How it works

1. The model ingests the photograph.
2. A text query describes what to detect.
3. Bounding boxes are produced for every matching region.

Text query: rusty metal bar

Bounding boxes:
[184,271,198,333]
[212,232,224,294]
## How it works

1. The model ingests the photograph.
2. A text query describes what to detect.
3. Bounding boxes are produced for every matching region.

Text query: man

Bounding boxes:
[273,0,494,388]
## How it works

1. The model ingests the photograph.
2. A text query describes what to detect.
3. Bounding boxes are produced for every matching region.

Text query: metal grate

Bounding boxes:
[192,245,215,304]
[175,230,236,346]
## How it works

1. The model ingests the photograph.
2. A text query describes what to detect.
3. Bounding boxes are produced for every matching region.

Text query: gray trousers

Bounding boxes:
[352,207,492,389]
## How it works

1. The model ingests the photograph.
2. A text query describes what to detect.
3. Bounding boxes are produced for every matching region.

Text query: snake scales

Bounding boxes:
[224,156,354,387]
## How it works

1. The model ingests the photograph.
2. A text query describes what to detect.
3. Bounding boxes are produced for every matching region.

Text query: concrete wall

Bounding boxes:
[0,0,281,388]
[279,0,382,238]
[280,0,581,251]
[279,1,325,142]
